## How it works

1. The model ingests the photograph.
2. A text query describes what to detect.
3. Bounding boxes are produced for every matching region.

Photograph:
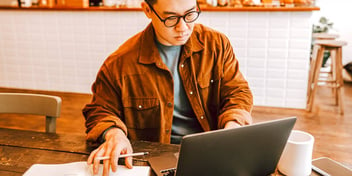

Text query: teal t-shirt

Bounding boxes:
[155,41,203,144]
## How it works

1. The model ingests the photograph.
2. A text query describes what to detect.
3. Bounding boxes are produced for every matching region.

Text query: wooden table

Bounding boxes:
[1,128,349,176]
[0,128,179,176]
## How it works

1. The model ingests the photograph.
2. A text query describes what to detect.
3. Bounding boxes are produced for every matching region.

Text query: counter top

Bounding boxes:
[0,5,320,12]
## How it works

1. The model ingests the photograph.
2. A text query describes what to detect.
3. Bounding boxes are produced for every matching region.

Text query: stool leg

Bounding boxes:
[307,45,320,105]
[330,50,337,102]
[307,46,325,112]
[336,47,344,114]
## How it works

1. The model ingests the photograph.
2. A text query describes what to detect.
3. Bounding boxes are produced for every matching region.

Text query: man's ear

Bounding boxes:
[141,2,152,19]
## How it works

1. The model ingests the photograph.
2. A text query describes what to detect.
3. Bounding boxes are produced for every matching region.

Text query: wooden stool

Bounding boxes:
[307,40,347,114]
[312,33,339,40]
[311,33,339,80]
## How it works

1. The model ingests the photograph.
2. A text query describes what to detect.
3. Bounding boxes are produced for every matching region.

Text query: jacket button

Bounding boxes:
[138,105,142,109]
[200,116,204,119]
[167,102,172,107]
[181,64,184,68]
[189,91,193,95]
[210,79,214,83]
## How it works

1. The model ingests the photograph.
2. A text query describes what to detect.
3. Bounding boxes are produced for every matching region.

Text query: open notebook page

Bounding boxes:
[23,161,150,176]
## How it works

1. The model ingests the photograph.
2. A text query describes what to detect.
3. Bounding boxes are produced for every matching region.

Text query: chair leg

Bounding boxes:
[46,116,57,133]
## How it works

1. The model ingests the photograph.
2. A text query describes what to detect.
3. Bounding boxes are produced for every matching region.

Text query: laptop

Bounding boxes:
[148,117,297,176]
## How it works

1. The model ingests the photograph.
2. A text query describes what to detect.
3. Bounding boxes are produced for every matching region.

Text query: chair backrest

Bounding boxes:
[0,93,62,133]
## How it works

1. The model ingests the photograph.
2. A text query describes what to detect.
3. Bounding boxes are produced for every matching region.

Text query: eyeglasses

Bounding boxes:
[145,2,201,28]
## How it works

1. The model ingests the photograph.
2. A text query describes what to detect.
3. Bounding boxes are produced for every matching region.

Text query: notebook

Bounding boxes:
[148,117,297,176]
[23,161,150,176]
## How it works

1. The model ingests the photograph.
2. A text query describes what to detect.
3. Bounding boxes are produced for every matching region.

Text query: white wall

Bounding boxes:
[313,0,352,65]
[0,10,314,109]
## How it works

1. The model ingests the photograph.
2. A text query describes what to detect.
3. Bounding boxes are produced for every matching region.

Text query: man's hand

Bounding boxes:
[87,128,133,176]
[224,121,242,129]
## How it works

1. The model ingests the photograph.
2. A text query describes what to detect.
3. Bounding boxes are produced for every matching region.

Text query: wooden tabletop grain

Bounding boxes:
[1,127,349,176]
[0,128,179,176]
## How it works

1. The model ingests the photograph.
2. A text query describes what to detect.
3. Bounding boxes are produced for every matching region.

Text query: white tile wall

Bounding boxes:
[0,10,313,109]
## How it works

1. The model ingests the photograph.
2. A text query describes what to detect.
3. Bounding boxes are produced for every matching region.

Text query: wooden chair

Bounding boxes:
[307,40,347,114]
[0,93,62,133]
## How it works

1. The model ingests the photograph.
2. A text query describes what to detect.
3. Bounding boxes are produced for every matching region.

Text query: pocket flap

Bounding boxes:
[198,76,220,88]
[198,77,211,88]
[123,98,159,110]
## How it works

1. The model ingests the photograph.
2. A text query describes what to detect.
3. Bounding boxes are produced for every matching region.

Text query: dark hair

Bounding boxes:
[145,0,157,5]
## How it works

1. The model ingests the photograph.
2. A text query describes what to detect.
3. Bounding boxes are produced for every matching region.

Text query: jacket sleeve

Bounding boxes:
[217,35,253,129]
[82,62,127,147]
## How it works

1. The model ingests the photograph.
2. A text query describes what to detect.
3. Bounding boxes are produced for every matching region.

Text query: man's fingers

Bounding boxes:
[110,144,128,172]
[102,159,110,176]
[125,146,133,169]
[87,128,133,175]
[87,148,99,164]
[110,146,120,172]
[93,159,100,175]
[92,147,107,175]
[125,156,133,169]
[110,141,133,171]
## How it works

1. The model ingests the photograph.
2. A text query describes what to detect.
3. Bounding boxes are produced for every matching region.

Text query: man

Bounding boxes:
[83,0,253,175]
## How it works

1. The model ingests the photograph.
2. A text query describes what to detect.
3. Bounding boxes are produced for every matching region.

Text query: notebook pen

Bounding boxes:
[95,152,149,160]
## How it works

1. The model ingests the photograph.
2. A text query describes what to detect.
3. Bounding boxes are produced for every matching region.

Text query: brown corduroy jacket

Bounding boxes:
[83,23,253,146]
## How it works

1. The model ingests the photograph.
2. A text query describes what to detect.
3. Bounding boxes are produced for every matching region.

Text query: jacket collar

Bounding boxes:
[138,23,204,64]
[183,24,204,58]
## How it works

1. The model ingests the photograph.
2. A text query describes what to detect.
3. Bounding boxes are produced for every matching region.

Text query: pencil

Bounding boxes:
[95,152,149,160]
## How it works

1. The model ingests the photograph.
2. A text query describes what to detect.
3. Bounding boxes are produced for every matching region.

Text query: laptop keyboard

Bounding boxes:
[160,168,176,176]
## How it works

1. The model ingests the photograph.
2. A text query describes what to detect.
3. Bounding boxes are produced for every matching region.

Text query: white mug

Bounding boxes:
[278,130,315,176]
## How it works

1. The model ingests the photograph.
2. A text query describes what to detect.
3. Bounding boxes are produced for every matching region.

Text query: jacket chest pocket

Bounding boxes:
[198,73,221,97]
[197,74,221,128]
[123,98,161,129]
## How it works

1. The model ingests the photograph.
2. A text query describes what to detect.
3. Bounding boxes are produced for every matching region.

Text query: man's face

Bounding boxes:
[146,0,198,46]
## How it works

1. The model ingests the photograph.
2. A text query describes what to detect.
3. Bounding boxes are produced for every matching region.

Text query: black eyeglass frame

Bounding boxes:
[145,1,201,28]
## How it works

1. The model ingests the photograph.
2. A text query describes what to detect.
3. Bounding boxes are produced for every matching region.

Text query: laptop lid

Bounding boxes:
[174,117,296,176]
